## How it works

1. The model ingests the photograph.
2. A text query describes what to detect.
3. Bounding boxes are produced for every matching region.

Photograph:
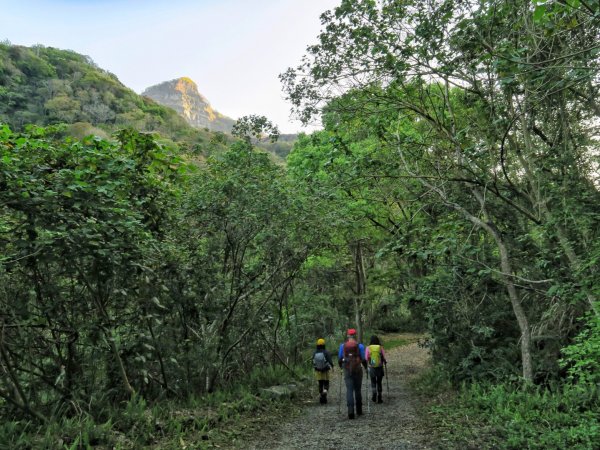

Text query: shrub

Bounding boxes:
[429,381,600,450]
[560,313,600,385]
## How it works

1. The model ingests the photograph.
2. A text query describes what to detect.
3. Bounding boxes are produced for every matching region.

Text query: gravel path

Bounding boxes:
[246,336,433,450]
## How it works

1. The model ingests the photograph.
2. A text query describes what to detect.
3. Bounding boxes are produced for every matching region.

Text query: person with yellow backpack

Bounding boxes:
[366,335,387,403]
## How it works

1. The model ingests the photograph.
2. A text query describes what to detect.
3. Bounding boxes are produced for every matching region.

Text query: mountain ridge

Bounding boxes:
[0,43,294,158]
[0,43,225,152]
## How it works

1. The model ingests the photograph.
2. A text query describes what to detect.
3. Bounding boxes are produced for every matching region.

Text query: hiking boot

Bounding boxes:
[357,406,363,416]
[323,395,328,404]
[372,393,377,402]
[377,394,383,404]
[348,412,355,420]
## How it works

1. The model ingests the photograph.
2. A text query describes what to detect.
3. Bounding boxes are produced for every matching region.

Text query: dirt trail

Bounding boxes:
[245,334,433,450]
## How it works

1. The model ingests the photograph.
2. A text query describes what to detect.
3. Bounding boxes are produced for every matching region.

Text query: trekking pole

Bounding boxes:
[366,368,370,414]
[385,363,389,396]
[338,368,342,414]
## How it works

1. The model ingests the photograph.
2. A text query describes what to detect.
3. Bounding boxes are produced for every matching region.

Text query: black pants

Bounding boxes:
[369,366,384,396]
[318,380,330,403]
[344,369,363,414]
[318,379,330,394]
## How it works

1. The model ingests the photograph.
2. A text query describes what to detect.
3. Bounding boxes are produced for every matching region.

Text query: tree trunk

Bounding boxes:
[146,317,169,393]
[484,217,534,382]
[396,143,534,381]
[354,241,367,343]
[469,187,534,382]
[105,329,135,396]
[0,322,48,422]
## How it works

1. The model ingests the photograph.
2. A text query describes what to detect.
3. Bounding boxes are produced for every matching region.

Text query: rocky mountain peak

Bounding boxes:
[142,77,234,133]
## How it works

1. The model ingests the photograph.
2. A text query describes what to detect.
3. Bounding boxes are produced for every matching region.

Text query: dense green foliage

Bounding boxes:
[0,125,326,446]
[424,381,600,449]
[0,364,300,448]
[280,0,600,446]
[258,133,297,159]
[1,0,600,447]
[283,0,600,381]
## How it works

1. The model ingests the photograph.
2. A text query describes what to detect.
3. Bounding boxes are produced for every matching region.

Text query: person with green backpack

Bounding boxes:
[313,338,334,404]
[366,335,387,403]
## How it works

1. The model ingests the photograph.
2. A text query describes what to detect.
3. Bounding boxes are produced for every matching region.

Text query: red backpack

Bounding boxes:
[343,339,362,372]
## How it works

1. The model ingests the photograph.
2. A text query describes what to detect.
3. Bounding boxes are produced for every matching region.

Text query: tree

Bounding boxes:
[232,114,280,144]
[0,125,182,418]
[178,138,316,390]
[281,0,600,381]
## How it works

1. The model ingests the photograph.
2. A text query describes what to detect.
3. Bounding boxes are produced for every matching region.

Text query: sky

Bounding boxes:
[0,0,340,133]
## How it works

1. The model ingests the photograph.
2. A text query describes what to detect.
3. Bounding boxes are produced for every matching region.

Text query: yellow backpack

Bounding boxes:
[368,344,383,368]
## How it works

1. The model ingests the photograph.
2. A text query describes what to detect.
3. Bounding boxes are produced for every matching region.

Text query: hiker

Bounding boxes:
[338,328,367,419]
[366,335,387,403]
[313,338,334,404]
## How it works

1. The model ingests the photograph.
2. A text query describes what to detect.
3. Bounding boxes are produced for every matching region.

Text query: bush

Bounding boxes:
[0,362,306,449]
[429,381,600,450]
[560,313,600,385]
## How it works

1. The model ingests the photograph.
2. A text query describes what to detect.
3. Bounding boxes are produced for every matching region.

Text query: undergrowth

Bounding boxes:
[418,374,600,450]
[0,364,310,450]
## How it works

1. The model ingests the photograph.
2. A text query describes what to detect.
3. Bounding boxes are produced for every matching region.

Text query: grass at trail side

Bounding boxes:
[382,332,425,350]
[411,367,600,450]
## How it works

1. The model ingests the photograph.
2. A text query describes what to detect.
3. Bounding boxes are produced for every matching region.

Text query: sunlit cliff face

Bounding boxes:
[174,77,210,123]
[142,77,234,132]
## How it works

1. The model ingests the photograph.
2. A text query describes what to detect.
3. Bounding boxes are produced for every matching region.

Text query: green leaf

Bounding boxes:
[533,5,547,22]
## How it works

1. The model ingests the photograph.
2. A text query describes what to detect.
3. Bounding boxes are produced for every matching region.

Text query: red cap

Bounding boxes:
[347,328,357,336]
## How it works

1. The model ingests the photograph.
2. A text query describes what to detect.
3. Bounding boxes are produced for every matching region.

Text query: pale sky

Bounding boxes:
[0,0,340,133]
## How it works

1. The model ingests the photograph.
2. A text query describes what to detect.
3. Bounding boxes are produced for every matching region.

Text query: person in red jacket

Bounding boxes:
[338,328,367,419]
